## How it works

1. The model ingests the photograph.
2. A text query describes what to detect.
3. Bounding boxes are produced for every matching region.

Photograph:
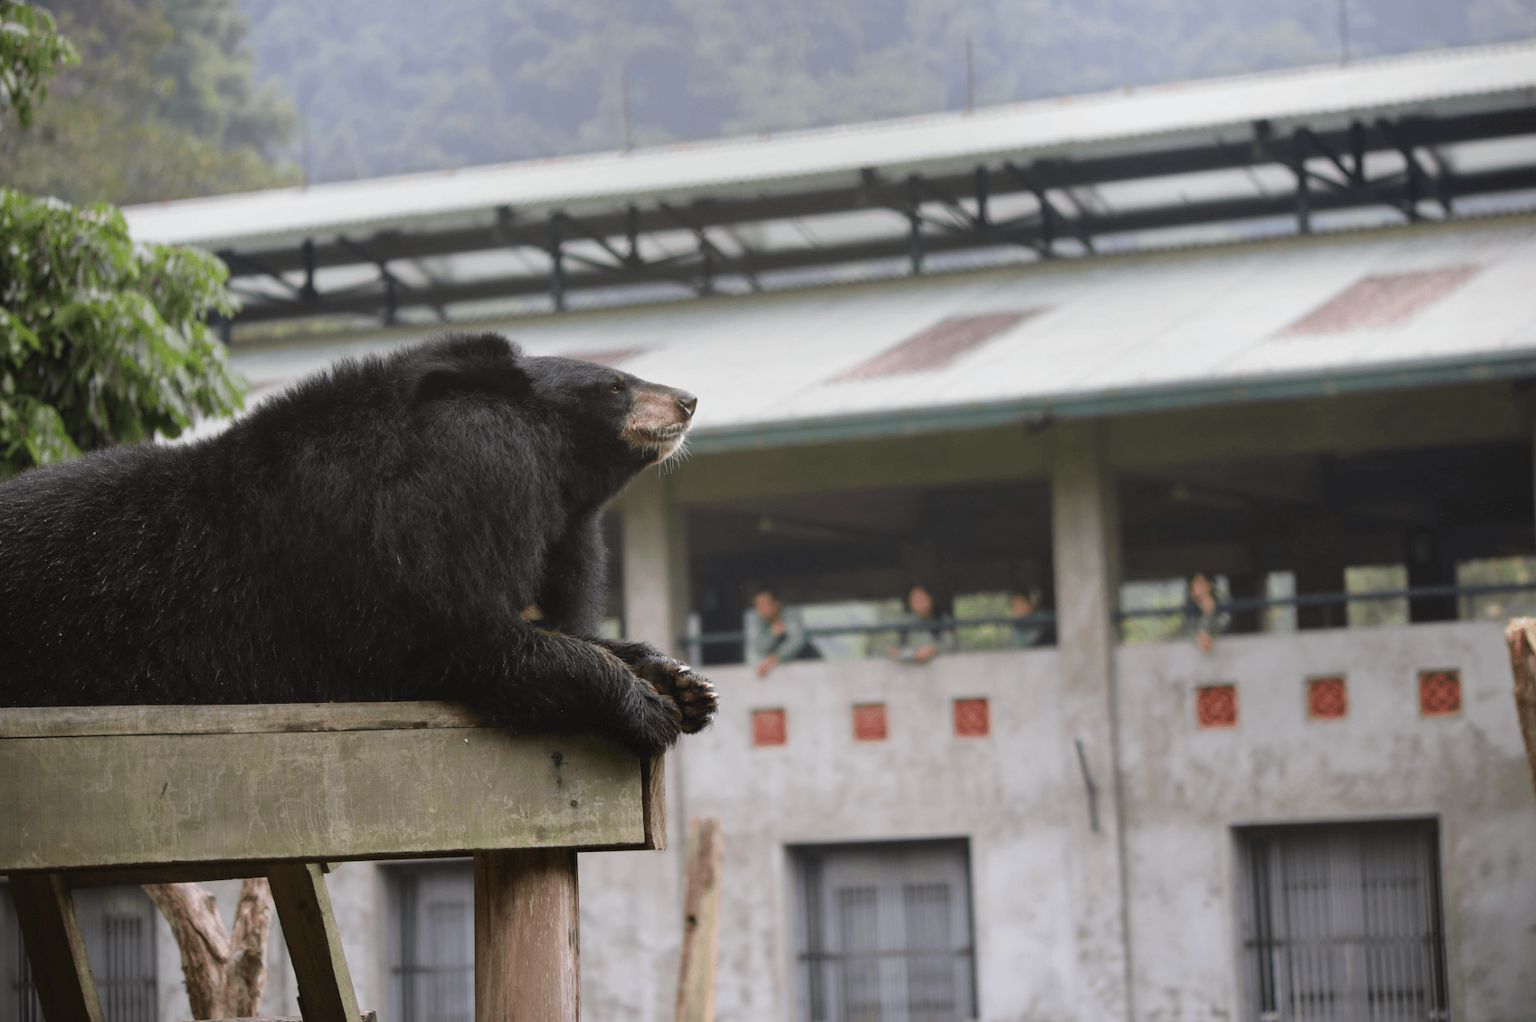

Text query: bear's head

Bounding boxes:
[405,332,696,487]
[519,354,697,468]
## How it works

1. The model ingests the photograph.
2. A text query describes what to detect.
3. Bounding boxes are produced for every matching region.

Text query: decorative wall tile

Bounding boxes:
[1308,676,1348,720]
[953,698,990,738]
[752,708,788,746]
[1419,670,1462,717]
[852,703,888,742]
[1196,684,1238,729]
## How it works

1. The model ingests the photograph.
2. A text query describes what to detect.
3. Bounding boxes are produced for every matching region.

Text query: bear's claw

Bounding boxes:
[635,657,717,735]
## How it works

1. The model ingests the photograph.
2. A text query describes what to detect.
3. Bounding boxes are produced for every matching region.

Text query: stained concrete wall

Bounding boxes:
[1116,621,1536,1022]
[652,623,1534,1022]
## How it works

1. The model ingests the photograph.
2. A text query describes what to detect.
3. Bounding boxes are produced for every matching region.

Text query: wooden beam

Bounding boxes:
[1504,618,1536,797]
[6,872,104,1022]
[474,848,580,1022]
[674,818,723,1022]
[642,755,667,851]
[0,725,647,870]
[266,863,359,1022]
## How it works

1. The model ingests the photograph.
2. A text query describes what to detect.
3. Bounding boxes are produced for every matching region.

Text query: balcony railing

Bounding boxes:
[679,581,1536,659]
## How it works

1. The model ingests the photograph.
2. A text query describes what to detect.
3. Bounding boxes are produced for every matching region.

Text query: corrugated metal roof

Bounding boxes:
[125,42,1536,249]
[226,215,1536,452]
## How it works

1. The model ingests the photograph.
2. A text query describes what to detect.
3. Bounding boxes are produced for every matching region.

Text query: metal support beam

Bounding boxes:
[906,176,923,274]
[549,214,566,312]
[301,239,317,300]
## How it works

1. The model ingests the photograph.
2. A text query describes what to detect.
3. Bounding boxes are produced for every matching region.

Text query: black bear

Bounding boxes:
[0,331,715,757]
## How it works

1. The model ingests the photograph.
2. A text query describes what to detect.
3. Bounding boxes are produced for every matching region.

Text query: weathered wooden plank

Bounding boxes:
[0,702,480,739]
[0,730,646,871]
[7,872,104,1022]
[266,864,359,1022]
[474,848,580,1022]
[642,755,667,851]
[673,818,723,1022]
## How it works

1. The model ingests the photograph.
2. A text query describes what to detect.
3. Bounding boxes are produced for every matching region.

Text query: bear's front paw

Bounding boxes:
[635,657,717,735]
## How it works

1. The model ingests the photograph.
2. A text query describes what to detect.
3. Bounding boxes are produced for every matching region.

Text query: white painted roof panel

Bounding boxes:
[126,43,1536,248]
[226,216,1536,449]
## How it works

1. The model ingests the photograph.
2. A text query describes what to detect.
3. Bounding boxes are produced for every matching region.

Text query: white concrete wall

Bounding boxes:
[681,647,1082,1022]
[1116,621,1536,1022]
[654,624,1534,1022]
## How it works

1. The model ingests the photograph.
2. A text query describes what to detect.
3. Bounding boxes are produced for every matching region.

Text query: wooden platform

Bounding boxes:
[1,703,666,1022]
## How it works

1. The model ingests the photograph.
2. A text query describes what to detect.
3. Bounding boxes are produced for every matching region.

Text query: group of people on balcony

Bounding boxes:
[746,572,1228,677]
[745,584,1050,678]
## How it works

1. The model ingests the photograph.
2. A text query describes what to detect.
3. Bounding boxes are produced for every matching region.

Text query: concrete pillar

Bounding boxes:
[1049,420,1133,1022]
[581,469,691,1022]
[620,470,690,655]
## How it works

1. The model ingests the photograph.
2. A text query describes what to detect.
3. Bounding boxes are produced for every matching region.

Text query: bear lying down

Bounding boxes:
[0,332,716,758]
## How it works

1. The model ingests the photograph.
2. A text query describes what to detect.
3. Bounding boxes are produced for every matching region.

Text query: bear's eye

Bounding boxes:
[609,381,624,394]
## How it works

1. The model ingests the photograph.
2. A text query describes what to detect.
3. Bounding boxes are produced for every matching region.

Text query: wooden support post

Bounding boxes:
[674,818,723,1022]
[474,848,580,1022]
[266,863,359,1022]
[7,873,104,1022]
[1503,618,1536,796]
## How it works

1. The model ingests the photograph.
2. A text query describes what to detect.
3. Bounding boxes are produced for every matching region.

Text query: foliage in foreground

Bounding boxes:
[0,190,245,477]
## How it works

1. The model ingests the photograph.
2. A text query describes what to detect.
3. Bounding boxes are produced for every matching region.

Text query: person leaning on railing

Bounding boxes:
[1184,573,1230,653]
[745,588,820,678]
[888,585,956,664]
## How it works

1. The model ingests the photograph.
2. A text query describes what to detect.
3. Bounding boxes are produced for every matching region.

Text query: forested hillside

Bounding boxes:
[3,0,298,204]
[241,0,1536,185]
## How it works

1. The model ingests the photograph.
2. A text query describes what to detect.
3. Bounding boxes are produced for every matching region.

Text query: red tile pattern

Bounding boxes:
[567,348,647,367]
[752,708,788,746]
[1278,267,1478,336]
[953,698,990,738]
[1419,670,1462,717]
[1196,685,1238,729]
[852,703,888,742]
[834,310,1044,381]
[1308,676,1348,720]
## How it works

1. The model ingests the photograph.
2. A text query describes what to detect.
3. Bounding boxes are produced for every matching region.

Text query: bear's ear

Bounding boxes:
[413,363,532,404]
[411,336,532,405]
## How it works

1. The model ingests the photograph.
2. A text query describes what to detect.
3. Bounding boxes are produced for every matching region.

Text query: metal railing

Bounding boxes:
[1116,580,1536,620]
[676,581,1536,653]
[683,613,1058,650]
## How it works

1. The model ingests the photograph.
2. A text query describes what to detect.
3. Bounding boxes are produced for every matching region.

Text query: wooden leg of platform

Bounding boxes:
[267,863,359,1022]
[474,848,580,1022]
[7,873,104,1022]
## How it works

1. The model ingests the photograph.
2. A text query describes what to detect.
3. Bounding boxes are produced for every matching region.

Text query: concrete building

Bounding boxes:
[6,41,1536,1022]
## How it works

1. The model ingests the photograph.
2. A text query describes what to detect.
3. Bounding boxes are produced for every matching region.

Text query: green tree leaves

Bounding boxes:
[0,190,245,478]
[0,0,78,129]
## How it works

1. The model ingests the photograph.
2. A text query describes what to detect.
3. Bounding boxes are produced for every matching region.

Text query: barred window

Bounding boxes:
[793,839,976,1022]
[388,862,475,1022]
[1236,820,1449,1022]
[0,885,157,1022]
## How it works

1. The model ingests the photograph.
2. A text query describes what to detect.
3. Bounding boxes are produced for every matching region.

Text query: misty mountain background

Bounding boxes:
[8,0,1536,204]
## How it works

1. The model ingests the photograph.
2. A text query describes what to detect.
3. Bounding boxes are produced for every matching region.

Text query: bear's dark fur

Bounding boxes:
[0,332,716,757]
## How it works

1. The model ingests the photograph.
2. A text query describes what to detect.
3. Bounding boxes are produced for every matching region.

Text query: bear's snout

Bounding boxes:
[622,381,696,463]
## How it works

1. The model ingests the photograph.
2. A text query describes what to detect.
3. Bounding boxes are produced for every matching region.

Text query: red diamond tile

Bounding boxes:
[1196,685,1238,729]
[752,708,787,746]
[953,698,990,738]
[1308,676,1348,720]
[852,703,888,742]
[1419,670,1462,717]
